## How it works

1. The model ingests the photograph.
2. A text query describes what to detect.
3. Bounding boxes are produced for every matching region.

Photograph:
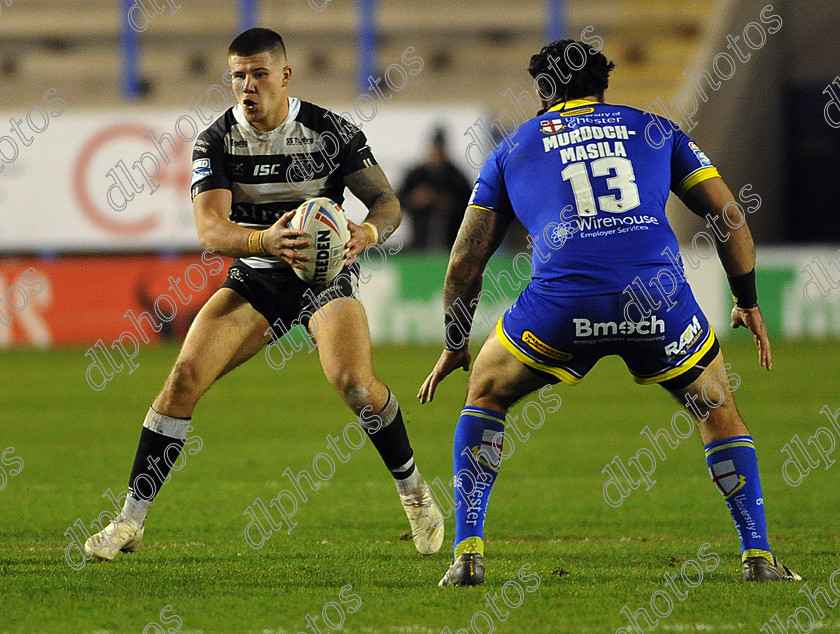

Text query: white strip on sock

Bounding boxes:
[396,466,423,495]
[144,407,191,440]
[361,390,399,432]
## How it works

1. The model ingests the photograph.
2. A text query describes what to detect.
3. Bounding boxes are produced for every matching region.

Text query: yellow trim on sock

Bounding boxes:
[743,548,774,563]
[705,440,755,458]
[455,536,485,558]
[462,408,506,424]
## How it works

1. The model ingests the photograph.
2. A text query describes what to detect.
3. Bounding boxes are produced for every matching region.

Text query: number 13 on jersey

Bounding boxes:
[561,157,641,217]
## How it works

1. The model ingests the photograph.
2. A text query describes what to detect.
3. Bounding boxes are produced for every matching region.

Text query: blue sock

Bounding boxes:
[452,406,506,560]
[705,435,773,561]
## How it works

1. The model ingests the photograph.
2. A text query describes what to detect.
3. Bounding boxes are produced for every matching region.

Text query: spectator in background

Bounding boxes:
[398,127,473,251]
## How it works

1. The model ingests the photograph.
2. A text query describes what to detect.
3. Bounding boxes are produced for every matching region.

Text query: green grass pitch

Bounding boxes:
[1,339,839,633]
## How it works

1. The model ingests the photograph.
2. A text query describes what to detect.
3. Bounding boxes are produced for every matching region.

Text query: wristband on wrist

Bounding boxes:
[444,311,470,351]
[361,221,379,245]
[248,230,266,256]
[728,268,758,309]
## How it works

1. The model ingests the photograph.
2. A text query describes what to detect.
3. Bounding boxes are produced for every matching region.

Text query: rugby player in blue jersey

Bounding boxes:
[419,38,799,586]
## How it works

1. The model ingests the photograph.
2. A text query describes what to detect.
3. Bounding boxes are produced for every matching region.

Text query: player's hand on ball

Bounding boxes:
[263,211,311,269]
[418,348,472,404]
[731,305,772,371]
[343,220,370,266]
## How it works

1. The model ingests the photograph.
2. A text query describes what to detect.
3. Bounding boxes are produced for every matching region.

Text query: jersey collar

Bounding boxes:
[233,97,301,140]
[546,99,600,113]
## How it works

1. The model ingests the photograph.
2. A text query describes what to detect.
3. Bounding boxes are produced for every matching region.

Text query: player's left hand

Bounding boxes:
[731,305,772,370]
[343,220,371,266]
[418,348,472,404]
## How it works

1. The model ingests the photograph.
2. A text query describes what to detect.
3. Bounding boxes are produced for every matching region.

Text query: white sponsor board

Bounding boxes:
[0,110,198,251]
[0,106,482,251]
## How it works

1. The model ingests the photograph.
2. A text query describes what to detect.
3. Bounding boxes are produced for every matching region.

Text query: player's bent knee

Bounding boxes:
[344,383,372,410]
[465,372,510,413]
[326,370,376,409]
[163,359,205,399]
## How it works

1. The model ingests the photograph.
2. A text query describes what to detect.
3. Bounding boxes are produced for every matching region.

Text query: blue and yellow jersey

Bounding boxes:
[469,99,719,296]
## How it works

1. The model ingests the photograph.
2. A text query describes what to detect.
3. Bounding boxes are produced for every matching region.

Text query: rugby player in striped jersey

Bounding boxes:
[84,28,443,562]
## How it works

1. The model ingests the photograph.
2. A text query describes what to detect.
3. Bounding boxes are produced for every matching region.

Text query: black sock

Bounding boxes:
[360,391,416,480]
[127,408,189,501]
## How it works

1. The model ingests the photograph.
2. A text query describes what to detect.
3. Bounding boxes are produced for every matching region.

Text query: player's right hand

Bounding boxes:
[730,305,772,371]
[262,211,311,269]
[418,348,472,404]
[343,219,369,266]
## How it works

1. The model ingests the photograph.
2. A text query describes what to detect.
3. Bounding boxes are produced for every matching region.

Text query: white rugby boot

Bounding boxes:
[399,476,445,555]
[84,515,144,562]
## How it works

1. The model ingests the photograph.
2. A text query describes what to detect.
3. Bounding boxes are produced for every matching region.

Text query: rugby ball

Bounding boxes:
[289,197,351,285]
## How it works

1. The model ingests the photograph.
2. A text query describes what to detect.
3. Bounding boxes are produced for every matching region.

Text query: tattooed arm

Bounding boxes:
[343,165,401,259]
[418,206,512,403]
[444,206,513,339]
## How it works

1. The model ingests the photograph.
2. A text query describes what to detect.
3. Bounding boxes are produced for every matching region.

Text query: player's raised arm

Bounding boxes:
[343,164,401,259]
[680,177,772,370]
[193,188,310,267]
[418,206,512,403]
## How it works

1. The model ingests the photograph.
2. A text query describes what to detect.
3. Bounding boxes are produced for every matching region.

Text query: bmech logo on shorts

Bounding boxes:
[664,315,703,357]
[523,330,572,360]
[573,316,665,338]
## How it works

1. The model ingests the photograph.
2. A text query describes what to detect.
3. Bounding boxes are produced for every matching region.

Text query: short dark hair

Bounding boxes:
[228,27,287,61]
[528,39,614,104]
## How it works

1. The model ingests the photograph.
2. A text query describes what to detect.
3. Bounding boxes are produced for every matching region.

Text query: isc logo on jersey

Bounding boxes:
[664,315,703,357]
[254,164,283,176]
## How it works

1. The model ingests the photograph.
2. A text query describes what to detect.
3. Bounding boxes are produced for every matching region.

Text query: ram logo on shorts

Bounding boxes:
[664,315,703,357]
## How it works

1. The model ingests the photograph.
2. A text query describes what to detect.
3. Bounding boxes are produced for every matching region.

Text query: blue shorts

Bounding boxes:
[497,282,717,387]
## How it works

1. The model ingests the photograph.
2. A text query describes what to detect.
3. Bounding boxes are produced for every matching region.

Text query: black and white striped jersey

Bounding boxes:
[190,98,377,269]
